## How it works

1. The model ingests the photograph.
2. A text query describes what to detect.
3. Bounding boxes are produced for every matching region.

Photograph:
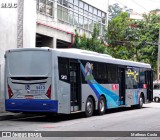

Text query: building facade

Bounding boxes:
[0,0,107,112]
[36,0,107,48]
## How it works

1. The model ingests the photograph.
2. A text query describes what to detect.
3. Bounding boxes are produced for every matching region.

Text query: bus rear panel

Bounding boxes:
[5,49,58,113]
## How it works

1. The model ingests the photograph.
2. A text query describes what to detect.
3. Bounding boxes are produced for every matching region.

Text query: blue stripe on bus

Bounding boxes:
[5,99,58,113]
[95,84,119,108]
[87,82,100,99]
[80,61,120,108]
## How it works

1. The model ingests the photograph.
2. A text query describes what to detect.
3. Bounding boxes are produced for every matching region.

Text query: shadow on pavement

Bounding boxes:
[0,106,149,123]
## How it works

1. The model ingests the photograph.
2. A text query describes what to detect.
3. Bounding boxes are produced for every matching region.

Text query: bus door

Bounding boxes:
[145,70,153,102]
[119,67,125,105]
[69,61,81,112]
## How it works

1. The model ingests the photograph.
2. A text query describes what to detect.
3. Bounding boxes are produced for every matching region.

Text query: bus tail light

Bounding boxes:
[8,85,13,98]
[46,85,51,99]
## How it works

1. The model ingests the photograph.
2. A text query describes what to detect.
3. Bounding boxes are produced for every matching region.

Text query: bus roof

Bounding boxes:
[6,48,151,69]
[54,48,151,69]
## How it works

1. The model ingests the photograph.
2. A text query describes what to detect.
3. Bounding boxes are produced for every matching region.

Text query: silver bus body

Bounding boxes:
[5,48,153,115]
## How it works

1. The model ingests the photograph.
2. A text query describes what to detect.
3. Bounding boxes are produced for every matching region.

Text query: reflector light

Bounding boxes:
[46,85,51,98]
[8,85,13,98]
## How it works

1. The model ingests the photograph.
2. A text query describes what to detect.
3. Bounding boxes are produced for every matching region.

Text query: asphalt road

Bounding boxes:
[0,102,160,140]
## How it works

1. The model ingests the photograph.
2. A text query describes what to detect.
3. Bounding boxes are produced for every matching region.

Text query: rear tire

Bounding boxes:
[85,97,94,117]
[97,96,106,115]
[137,95,144,109]
[154,97,160,102]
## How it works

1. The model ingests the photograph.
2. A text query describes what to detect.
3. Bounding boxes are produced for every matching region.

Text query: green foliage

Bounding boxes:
[107,11,160,72]
[73,25,109,54]
[74,7,160,74]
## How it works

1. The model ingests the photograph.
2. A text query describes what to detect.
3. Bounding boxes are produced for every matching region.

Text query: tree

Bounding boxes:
[106,12,131,58]
[106,11,160,72]
[73,25,109,54]
[108,3,133,20]
[108,3,123,20]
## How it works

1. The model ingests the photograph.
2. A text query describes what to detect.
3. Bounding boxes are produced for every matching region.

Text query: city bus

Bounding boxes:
[5,48,153,117]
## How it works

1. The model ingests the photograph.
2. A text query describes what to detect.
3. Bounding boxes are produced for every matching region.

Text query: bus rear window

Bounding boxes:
[7,51,51,76]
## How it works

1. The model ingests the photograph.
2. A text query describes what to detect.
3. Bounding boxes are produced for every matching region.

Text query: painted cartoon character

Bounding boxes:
[85,62,94,81]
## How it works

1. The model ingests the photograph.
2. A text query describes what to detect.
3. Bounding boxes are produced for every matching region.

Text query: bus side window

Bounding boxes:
[70,71,76,83]
[125,67,139,89]
[107,64,118,84]
[139,68,146,88]
[58,57,69,82]
[97,63,107,83]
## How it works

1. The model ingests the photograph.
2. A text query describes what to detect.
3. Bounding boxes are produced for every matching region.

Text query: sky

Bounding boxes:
[83,0,160,14]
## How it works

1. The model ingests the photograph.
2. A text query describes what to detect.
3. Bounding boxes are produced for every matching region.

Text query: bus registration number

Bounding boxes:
[36,85,45,90]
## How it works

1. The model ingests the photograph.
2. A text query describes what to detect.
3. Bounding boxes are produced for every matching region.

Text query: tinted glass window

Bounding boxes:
[92,63,98,79]
[107,64,118,83]
[125,67,139,89]
[97,63,107,83]
[58,57,69,82]
[139,68,146,87]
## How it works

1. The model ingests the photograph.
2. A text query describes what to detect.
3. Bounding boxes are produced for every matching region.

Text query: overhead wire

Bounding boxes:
[148,0,160,2]
[115,0,143,17]
[131,0,150,12]
[109,0,158,46]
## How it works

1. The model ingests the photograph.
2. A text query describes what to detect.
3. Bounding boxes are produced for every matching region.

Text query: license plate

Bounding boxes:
[25,95,33,99]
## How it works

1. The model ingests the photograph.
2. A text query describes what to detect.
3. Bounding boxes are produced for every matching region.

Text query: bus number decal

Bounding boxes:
[61,75,67,80]
[36,85,45,90]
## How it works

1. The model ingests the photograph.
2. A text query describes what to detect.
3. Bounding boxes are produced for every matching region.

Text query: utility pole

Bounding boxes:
[157,28,160,81]
[106,0,109,29]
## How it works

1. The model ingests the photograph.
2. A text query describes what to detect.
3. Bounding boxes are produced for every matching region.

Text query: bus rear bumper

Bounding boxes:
[5,99,58,113]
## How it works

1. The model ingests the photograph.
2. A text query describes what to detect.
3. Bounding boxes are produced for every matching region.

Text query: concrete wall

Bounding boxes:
[0,0,36,112]
[0,0,18,111]
[36,13,73,48]
[23,0,36,48]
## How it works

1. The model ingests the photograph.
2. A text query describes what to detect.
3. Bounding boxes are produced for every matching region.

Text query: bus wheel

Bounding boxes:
[138,95,144,109]
[98,96,106,115]
[154,97,160,102]
[85,97,94,117]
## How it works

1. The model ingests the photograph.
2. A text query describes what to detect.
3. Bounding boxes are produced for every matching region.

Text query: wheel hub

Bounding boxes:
[100,100,105,112]
[87,102,92,113]
[140,97,143,107]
